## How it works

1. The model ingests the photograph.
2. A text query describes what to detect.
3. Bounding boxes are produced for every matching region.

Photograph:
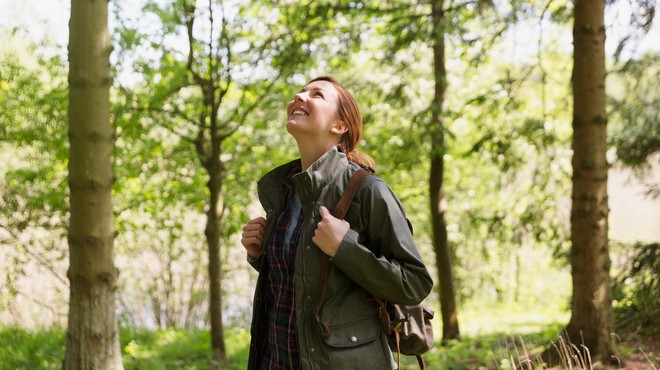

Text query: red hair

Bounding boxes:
[309,76,375,169]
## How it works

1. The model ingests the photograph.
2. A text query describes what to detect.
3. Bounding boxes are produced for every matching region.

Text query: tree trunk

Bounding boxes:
[64,0,123,369]
[545,0,616,365]
[430,0,461,343]
[205,157,227,363]
[182,2,230,360]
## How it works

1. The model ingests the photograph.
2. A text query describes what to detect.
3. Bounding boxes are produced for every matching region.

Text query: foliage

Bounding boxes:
[0,49,69,228]
[0,40,70,324]
[0,309,567,370]
[608,52,660,170]
[334,0,576,309]
[0,327,65,370]
[112,84,211,328]
[612,241,660,338]
[0,0,658,358]
[5,304,657,370]
[410,327,563,370]
[108,0,370,332]
[0,326,250,370]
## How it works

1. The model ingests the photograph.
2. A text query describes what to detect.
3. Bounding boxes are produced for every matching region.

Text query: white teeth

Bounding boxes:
[292,110,308,116]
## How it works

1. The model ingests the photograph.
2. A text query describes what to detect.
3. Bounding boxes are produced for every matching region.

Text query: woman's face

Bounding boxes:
[286,80,343,140]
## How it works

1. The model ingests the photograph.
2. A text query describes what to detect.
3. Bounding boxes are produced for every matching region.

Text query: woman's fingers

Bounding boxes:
[312,206,349,257]
[241,217,266,258]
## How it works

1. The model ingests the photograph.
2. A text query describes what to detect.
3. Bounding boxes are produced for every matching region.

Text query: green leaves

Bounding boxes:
[608,53,660,168]
[1,0,657,334]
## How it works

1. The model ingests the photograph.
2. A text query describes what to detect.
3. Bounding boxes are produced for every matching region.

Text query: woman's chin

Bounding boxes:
[286,120,302,133]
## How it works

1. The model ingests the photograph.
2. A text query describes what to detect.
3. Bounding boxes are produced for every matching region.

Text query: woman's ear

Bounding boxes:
[330,120,348,135]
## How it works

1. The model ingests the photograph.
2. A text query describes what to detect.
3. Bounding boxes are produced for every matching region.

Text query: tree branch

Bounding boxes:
[1,225,69,288]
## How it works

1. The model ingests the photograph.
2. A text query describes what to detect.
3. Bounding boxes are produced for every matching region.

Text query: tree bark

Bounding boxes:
[183,1,229,361]
[545,0,616,365]
[64,0,123,369]
[430,0,461,343]
[206,156,227,362]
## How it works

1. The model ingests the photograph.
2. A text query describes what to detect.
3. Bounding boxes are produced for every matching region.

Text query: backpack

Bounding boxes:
[315,168,435,369]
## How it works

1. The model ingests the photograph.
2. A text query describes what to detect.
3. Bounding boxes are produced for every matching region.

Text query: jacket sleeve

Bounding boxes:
[247,254,263,272]
[330,179,433,305]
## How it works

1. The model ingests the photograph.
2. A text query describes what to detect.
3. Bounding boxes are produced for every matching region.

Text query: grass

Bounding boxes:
[0,325,564,370]
[0,303,657,370]
[396,309,568,370]
[0,327,248,370]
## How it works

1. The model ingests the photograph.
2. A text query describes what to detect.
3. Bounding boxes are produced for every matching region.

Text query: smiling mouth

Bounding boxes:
[291,109,308,116]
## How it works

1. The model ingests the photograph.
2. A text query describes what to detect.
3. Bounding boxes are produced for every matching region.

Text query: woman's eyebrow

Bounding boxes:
[300,86,325,93]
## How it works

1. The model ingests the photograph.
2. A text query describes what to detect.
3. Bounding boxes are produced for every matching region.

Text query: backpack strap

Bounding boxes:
[332,168,372,219]
[316,168,372,336]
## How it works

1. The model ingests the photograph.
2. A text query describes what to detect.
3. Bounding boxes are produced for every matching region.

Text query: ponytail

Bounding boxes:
[340,146,375,171]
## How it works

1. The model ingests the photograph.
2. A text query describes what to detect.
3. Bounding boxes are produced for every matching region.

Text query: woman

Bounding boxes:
[241,76,433,370]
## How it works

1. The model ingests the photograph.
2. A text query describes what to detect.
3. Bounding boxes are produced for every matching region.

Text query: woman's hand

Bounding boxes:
[241,217,266,258]
[313,206,350,257]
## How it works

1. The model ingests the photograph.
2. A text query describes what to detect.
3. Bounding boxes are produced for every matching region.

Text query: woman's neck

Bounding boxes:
[297,142,336,171]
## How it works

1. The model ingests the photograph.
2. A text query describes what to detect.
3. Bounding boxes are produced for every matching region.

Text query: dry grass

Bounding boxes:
[494,331,658,370]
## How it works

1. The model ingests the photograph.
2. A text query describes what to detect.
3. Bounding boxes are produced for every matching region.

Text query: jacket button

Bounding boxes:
[350,336,357,342]
[310,347,315,352]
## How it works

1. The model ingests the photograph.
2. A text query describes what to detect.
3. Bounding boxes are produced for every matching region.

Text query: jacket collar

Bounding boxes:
[292,146,347,202]
[258,146,348,208]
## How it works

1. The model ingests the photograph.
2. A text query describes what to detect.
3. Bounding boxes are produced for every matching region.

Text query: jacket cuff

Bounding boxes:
[247,253,262,271]
[333,228,360,263]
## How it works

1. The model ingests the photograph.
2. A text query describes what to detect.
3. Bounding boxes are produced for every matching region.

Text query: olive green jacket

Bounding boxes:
[247,147,433,370]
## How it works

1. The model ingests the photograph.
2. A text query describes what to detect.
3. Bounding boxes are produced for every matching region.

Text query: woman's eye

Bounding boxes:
[314,92,324,98]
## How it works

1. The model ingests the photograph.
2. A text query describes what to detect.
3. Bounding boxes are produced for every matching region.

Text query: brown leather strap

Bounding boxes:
[332,168,371,219]
[394,322,426,370]
[316,168,372,336]
[416,354,426,370]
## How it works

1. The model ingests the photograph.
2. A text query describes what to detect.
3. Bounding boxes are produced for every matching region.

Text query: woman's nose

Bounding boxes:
[294,92,307,102]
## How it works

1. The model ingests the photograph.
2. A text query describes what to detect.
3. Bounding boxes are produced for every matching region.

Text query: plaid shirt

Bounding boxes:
[261,171,303,370]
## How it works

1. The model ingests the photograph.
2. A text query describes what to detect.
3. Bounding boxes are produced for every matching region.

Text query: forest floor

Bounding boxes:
[0,325,656,369]
[1,301,656,369]
[542,332,658,370]
[615,333,658,370]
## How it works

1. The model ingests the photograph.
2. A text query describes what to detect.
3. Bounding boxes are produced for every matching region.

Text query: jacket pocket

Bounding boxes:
[321,317,392,369]
[322,317,381,347]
